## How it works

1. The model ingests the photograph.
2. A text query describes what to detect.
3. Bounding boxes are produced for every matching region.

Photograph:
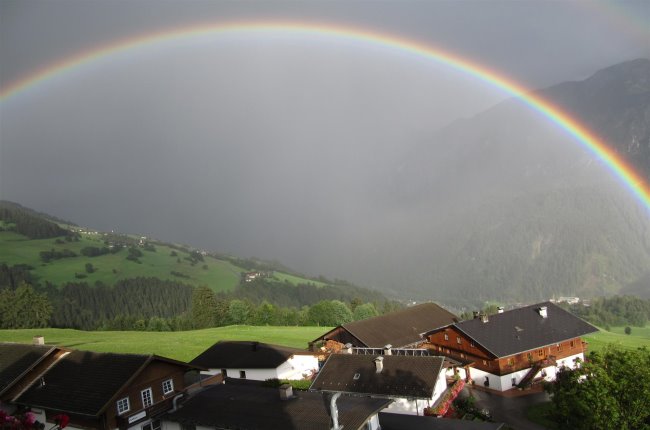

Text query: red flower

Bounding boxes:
[52,414,69,429]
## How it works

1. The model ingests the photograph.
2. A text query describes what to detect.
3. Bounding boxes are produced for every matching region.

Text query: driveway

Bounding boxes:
[462,385,550,430]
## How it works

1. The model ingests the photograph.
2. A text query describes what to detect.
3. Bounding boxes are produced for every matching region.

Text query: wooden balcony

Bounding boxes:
[116,397,173,429]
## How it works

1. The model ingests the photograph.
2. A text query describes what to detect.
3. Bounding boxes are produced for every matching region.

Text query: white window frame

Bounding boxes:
[116,397,130,415]
[141,387,153,408]
[162,378,174,395]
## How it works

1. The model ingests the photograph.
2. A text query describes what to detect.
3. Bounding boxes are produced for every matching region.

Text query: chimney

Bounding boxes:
[537,306,548,318]
[33,336,44,346]
[344,343,353,354]
[497,307,504,314]
[473,311,480,319]
[251,341,259,351]
[374,356,384,373]
[279,383,293,400]
[480,313,489,323]
[383,344,392,356]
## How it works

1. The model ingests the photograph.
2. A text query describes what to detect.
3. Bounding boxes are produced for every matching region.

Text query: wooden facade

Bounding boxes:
[427,326,588,376]
[109,361,188,430]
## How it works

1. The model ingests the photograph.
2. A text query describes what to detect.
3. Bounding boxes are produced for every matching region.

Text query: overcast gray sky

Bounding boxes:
[1,0,649,294]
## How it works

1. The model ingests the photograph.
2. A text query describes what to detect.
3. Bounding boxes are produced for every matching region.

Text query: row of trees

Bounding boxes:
[566,295,650,328]
[102,285,393,331]
[0,200,72,239]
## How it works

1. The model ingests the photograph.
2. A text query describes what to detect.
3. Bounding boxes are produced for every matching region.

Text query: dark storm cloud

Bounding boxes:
[1,0,649,297]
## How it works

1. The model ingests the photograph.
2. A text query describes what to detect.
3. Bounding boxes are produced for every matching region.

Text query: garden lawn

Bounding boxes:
[0,326,330,362]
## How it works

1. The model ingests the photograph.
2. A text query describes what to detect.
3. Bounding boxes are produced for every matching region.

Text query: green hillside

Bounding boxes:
[0,199,335,293]
[0,230,242,292]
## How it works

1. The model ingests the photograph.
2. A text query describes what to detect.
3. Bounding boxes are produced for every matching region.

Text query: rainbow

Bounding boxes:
[2,21,649,211]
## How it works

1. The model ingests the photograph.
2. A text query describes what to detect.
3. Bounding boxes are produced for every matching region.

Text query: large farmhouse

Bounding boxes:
[310,303,458,351]
[425,302,598,391]
[190,341,319,382]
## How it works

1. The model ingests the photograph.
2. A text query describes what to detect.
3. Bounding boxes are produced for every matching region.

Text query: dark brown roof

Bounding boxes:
[190,341,313,369]
[15,350,196,416]
[0,343,58,397]
[166,383,390,430]
[315,303,458,348]
[310,354,445,399]
[379,412,505,430]
[452,302,598,358]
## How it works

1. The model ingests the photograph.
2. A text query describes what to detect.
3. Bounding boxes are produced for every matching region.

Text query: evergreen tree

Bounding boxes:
[191,286,217,329]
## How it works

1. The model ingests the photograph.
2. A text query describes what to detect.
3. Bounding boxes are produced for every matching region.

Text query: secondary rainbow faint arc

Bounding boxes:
[1,21,649,212]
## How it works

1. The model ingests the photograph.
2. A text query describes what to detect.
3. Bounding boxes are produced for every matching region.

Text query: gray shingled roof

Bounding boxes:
[166,383,390,430]
[310,354,445,399]
[379,412,505,430]
[190,341,313,369]
[15,350,151,416]
[453,302,598,358]
[15,350,196,416]
[316,303,458,348]
[0,343,57,397]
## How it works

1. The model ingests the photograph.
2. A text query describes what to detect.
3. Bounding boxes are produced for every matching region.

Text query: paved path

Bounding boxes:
[462,386,550,430]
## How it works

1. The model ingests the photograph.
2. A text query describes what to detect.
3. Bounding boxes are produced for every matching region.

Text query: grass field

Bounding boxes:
[0,230,324,292]
[0,326,330,362]
[584,325,650,353]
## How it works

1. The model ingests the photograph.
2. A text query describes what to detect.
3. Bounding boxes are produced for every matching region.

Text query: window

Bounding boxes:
[460,353,465,359]
[444,333,449,341]
[470,341,475,348]
[221,369,227,377]
[507,358,514,366]
[482,360,487,366]
[557,344,562,352]
[162,379,174,395]
[527,353,532,361]
[141,388,153,408]
[116,397,130,415]
[538,349,544,357]
[570,340,575,348]
[456,336,462,345]
[511,377,517,387]
[239,370,246,379]
[142,420,161,430]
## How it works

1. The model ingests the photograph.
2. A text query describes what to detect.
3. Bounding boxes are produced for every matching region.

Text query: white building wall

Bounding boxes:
[200,355,318,382]
[469,352,585,391]
[276,355,319,380]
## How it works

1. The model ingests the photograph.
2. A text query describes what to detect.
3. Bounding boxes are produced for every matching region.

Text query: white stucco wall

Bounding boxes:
[276,355,319,380]
[200,354,318,382]
[381,369,448,415]
[469,352,585,391]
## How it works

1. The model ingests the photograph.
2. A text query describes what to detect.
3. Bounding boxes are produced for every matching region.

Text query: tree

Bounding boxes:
[191,286,217,329]
[307,300,353,326]
[353,303,379,321]
[0,282,52,328]
[545,346,650,429]
[624,326,632,335]
[85,262,95,273]
[227,300,251,325]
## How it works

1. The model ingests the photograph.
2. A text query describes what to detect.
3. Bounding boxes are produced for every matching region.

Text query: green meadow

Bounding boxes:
[584,325,650,353]
[0,326,330,362]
